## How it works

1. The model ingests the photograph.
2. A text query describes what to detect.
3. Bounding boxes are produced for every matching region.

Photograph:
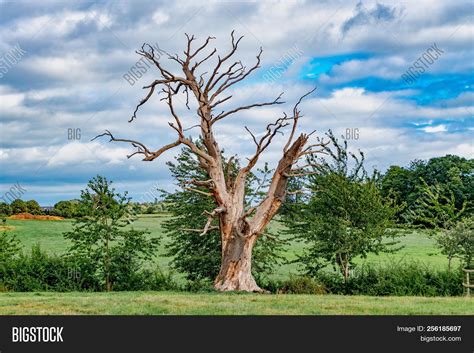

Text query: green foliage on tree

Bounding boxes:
[0,202,12,216]
[25,200,42,215]
[284,131,401,281]
[64,175,159,291]
[406,179,466,229]
[436,217,474,269]
[382,155,473,223]
[53,200,82,218]
[162,146,285,284]
[0,229,21,264]
[10,199,27,214]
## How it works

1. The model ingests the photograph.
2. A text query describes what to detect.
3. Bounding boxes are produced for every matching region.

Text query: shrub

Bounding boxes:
[0,245,177,292]
[262,276,326,294]
[184,279,216,293]
[278,276,326,294]
[314,262,463,296]
[0,245,100,292]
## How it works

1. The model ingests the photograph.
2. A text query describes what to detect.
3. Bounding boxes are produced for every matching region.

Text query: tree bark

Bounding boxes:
[214,229,261,292]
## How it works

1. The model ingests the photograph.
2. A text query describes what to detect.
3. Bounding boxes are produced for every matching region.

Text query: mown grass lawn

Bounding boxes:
[0,292,472,315]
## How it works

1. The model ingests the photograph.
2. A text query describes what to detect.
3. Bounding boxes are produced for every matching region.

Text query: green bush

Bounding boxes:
[0,245,99,292]
[262,276,326,294]
[314,262,463,296]
[184,278,216,293]
[112,266,178,291]
[0,245,177,292]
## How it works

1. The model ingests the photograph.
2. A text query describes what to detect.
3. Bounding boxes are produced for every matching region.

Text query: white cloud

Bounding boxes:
[152,10,169,25]
[421,124,448,133]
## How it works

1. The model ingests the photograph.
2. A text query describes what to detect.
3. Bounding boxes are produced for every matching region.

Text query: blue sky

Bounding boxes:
[0,0,473,205]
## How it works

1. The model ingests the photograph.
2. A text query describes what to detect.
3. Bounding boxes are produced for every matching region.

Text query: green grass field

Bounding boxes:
[0,292,471,315]
[3,214,456,278]
[2,215,471,315]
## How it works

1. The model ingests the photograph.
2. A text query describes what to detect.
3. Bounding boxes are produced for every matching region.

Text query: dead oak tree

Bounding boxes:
[94,32,325,292]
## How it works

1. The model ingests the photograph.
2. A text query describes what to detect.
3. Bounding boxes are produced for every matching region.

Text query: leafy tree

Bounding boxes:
[381,155,473,224]
[64,176,159,291]
[10,199,27,214]
[53,200,78,218]
[436,217,474,269]
[162,146,285,284]
[455,217,474,269]
[0,202,11,216]
[284,132,401,281]
[25,200,42,215]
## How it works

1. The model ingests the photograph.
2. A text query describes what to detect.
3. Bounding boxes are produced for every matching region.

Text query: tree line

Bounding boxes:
[0,197,167,218]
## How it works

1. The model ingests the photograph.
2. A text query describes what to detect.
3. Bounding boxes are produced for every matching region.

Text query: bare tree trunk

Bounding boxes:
[214,230,261,292]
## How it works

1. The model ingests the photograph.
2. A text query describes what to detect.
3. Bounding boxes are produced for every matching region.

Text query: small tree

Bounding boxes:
[64,176,159,291]
[284,132,401,281]
[437,217,474,269]
[436,230,460,270]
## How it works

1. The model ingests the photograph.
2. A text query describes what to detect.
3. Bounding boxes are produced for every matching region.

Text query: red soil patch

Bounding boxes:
[9,213,64,221]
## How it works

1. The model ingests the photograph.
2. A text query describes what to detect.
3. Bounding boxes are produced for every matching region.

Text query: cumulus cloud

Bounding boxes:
[342,2,401,34]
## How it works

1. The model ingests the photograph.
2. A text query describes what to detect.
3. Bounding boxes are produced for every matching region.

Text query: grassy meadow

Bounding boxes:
[2,215,471,315]
[0,291,471,315]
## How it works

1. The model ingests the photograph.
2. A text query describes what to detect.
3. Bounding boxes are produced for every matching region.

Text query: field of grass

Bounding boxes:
[2,216,471,316]
[0,292,471,315]
[4,214,455,279]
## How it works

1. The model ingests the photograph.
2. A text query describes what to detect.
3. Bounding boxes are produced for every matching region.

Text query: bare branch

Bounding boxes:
[183,124,201,132]
[184,187,213,197]
[298,149,329,158]
[183,179,214,187]
[284,171,319,177]
[181,226,219,234]
[200,206,226,235]
[92,130,181,161]
[212,93,284,124]
[189,36,215,60]
[210,95,232,109]
[137,43,175,78]
[241,113,291,172]
[204,30,244,94]
[283,87,317,152]
[244,126,258,146]
[129,83,157,123]
[210,47,263,102]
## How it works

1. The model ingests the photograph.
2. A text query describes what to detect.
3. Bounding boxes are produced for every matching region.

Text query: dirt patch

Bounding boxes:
[0,226,15,231]
[9,213,64,221]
